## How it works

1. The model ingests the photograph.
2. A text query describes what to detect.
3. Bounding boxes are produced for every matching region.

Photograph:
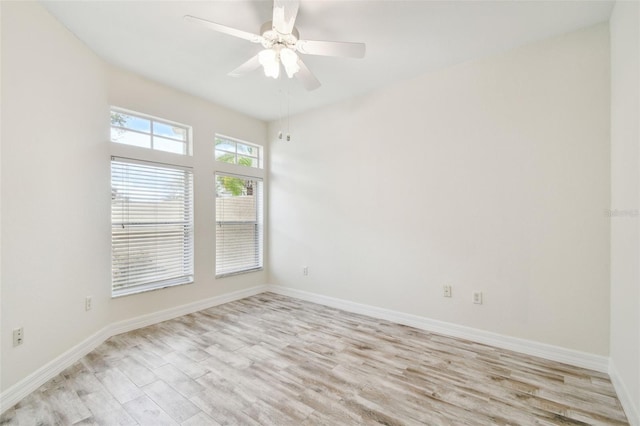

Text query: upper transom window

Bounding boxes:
[215,135,262,169]
[110,108,191,156]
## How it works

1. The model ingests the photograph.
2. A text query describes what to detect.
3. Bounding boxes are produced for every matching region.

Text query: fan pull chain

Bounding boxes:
[286,90,291,142]
[277,89,284,140]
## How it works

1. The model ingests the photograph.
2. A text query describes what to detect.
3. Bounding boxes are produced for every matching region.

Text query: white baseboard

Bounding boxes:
[610,361,640,426]
[0,326,111,415]
[0,284,267,414]
[267,285,610,373]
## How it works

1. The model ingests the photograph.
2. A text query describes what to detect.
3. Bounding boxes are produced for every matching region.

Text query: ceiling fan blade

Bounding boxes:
[272,0,299,35]
[184,15,263,43]
[228,54,262,77]
[296,40,366,58]
[295,59,321,91]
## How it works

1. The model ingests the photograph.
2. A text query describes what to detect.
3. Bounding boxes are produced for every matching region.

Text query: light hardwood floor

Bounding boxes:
[0,293,629,425]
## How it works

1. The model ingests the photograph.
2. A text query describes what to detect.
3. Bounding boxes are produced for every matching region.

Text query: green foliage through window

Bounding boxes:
[215,136,261,169]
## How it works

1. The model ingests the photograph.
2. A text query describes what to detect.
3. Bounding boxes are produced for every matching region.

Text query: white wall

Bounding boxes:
[1,1,267,393]
[1,1,110,391]
[1,0,5,396]
[269,24,611,355]
[610,0,640,423]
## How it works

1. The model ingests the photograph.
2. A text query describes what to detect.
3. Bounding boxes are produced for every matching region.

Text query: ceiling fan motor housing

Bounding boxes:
[260,21,299,50]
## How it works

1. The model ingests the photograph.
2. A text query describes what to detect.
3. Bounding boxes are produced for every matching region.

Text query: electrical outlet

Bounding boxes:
[443,285,452,297]
[473,292,483,305]
[85,296,92,311]
[13,327,24,347]
[302,266,308,276]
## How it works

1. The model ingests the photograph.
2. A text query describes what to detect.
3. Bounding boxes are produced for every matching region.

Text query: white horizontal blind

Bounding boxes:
[112,157,194,296]
[215,174,263,276]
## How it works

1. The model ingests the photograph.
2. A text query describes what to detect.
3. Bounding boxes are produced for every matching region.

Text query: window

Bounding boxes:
[214,135,264,277]
[215,173,263,276]
[110,108,191,155]
[215,135,261,168]
[111,158,194,296]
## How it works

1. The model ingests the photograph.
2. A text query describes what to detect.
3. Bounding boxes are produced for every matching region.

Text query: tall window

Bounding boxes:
[111,108,191,156]
[215,173,263,276]
[111,158,194,296]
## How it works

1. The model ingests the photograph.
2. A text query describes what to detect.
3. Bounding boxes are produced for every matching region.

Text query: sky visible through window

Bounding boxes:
[110,109,189,155]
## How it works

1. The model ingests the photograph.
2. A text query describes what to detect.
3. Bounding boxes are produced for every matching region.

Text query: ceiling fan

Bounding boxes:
[184,0,366,91]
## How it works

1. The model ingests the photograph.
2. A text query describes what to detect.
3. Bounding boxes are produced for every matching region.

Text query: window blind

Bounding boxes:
[111,157,194,296]
[215,174,263,276]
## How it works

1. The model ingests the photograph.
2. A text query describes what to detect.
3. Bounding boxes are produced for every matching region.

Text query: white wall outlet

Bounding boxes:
[13,327,24,347]
[303,266,308,276]
[443,285,452,297]
[473,292,483,304]
[85,296,92,311]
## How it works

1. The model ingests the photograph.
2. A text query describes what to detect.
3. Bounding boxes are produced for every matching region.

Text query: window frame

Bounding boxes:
[214,172,264,278]
[214,134,265,279]
[215,134,262,169]
[109,106,195,298]
[110,107,193,156]
[111,157,195,297]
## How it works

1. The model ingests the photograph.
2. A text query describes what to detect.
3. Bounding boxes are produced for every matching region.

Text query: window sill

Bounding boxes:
[216,267,263,279]
[112,278,194,298]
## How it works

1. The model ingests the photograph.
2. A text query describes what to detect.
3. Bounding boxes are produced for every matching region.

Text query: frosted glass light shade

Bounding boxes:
[258,49,280,79]
[280,48,300,78]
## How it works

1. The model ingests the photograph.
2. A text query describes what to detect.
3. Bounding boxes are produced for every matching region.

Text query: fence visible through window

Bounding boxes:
[215,173,263,276]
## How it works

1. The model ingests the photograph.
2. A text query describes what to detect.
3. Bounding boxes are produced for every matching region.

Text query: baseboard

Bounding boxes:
[610,361,640,426]
[0,326,111,414]
[267,285,610,373]
[0,284,268,414]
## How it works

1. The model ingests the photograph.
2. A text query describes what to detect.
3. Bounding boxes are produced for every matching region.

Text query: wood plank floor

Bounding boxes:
[0,292,629,425]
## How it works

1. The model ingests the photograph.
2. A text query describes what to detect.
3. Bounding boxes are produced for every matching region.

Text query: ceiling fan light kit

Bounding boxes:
[258,44,300,79]
[257,20,301,79]
[185,0,366,90]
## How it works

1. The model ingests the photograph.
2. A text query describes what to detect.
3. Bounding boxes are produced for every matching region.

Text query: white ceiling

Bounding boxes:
[42,0,614,121]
